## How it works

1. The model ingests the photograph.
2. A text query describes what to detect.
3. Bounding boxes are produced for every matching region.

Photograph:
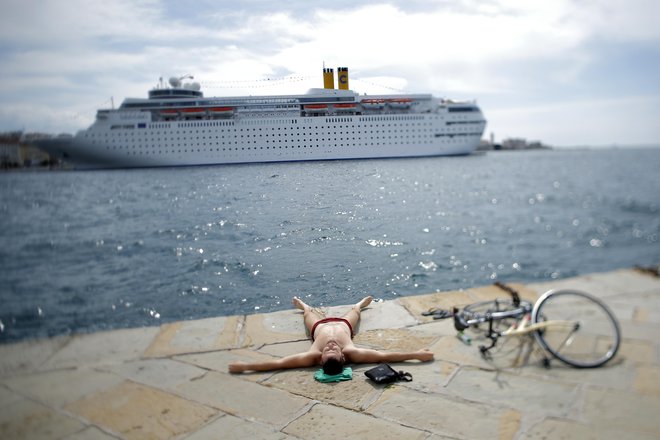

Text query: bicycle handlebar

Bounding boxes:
[453,301,533,331]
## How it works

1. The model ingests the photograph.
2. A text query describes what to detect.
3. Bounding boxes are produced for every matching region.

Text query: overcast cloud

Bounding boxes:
[1,0,659,146]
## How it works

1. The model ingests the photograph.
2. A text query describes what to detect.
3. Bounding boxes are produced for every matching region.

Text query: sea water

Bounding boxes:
[1,148,658,342]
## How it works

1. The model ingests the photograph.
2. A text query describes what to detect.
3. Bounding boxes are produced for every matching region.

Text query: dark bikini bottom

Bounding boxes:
[311,317,354,341]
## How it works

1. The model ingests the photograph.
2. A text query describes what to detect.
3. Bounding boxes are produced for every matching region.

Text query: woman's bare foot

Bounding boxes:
[356,296,373,310]
[292,296,309,311]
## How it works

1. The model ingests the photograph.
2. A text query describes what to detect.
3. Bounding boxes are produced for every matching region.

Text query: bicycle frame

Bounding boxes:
[454,302,580,359]
[500,319,579,337]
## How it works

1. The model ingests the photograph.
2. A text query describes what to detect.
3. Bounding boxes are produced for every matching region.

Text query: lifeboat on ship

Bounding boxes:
[360,99,386,110]
[333,103,357,113]
[180,107,206,118]
[388,98,412,109]
[208,107,234,117]
[160,109,179,118]
[303,104,328,113]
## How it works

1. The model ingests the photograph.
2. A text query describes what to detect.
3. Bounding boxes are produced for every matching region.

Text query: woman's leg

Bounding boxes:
[292,297,325,334]
[341,296,373,331]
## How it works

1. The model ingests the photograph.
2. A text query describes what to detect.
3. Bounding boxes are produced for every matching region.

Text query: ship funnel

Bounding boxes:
[323,68,335,89]
[337,67,349,90]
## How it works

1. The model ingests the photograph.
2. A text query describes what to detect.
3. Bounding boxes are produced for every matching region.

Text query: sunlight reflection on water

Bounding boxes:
[1,148,659,341]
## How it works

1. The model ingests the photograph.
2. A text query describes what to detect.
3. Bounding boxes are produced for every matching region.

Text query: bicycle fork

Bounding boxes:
[479,316,500,358]
[479,314,533,358]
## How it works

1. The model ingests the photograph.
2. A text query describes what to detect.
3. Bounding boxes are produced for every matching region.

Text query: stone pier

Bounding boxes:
[1,267,659,439]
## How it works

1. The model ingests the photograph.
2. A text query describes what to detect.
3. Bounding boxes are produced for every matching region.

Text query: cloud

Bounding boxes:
[0,0,658,145]
[567,0,660,42]
[0,0,164,47]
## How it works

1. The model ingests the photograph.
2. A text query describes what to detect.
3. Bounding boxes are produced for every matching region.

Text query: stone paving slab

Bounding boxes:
[520,417,658,440]
[0,396,85,440]
[65,381,217,440]
[144,316,241,358]
[367,386,521,439]
[243,312,305,348]
[64,426,119,440]
[0,267,658,440]
[185,414,296,440]
[0,335,70,377]
[514,357,636,391]
[283,402,429,440]
[354,327,439,351]
[634,364,660,396]
[0,384,24,409]
[101,358,208,391]
[615,317,660,344]
[44,327,160,369]
[445,366,578,417]
[3,367,124,409]
[175,372,311,427]
[582,386,660,437]
[355,299,420,331]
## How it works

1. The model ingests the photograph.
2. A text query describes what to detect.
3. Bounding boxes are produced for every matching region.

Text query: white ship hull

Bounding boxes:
[35,71,486,169]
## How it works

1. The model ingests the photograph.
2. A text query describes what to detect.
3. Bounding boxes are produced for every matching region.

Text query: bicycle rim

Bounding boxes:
[532,289,621,368]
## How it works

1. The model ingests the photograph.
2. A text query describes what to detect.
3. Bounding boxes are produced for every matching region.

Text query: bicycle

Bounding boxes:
[451,285,621,368]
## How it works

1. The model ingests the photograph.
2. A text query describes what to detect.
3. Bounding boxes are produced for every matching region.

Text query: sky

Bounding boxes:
[1,0,659,147]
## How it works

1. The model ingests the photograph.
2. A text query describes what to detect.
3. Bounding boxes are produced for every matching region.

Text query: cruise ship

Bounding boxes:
[35,67,486,169]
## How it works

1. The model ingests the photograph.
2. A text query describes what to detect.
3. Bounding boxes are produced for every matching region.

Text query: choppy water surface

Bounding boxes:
[1,148,658,342]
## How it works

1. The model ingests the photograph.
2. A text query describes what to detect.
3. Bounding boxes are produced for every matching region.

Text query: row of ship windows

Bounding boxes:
[435,132,484,138]
[94,129,447,139]
[96,122,479,138]
[103,136,477,155]
[111,121,443,132]
[88,130,478,146]
[92,129,482,144]
[90,130,479,141]
[447,120,482,125]
[173,115,428,127]
[116,114,448,130]
[100,136,435,149]
[100,133,481,152]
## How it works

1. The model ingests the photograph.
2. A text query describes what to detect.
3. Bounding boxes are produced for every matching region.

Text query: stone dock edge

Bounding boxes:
[1,266,659,439]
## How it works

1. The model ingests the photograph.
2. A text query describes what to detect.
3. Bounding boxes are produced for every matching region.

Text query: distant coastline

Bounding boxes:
[0,131,61,170]
[477,136,552,151]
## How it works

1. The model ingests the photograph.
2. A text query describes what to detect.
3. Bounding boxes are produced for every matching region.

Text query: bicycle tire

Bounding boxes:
[532,289,620,368]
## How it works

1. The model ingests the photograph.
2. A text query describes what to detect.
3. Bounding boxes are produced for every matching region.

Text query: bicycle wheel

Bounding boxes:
[532,289,620,368]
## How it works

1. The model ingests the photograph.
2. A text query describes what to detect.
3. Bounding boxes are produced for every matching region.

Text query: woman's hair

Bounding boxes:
[322,358,344,375]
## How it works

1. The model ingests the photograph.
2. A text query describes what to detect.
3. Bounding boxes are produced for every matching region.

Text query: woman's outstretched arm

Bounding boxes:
[228,351,320,373]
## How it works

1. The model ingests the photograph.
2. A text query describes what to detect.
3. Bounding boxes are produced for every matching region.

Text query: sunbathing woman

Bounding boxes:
[228,296,434,374]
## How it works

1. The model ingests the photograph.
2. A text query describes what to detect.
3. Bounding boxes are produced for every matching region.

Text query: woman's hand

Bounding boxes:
[416,348,434,362]
[228,361,246,373]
